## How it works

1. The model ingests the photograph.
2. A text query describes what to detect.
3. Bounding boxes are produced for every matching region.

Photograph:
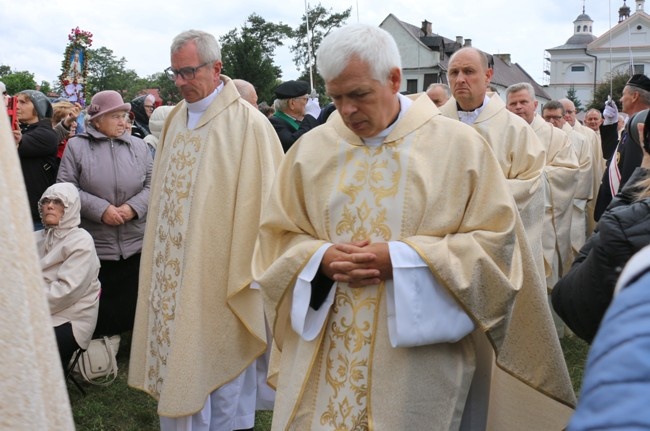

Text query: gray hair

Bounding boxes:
[585,108,602,118]
[316,23,401,83]
[627,85,650,106]
[273,98,289,112]
[542,100,565,114]
[426,83,450,97]
[171,30,221,63]
[505,82,535,100]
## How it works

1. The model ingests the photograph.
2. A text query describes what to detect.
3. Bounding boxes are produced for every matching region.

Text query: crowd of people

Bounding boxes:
[4,22,650,431]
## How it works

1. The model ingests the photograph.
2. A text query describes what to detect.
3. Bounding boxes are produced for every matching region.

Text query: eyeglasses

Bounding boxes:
[543,115,563,121]
[293,96,309,102]
[144,105,155,111]
[164,62,210,81]
[40,197,64,206]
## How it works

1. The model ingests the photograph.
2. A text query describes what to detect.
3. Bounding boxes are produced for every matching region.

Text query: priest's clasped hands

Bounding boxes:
[321,239,393,288]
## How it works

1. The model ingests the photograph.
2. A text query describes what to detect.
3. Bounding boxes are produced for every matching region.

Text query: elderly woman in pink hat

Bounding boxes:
[57,90,153,339]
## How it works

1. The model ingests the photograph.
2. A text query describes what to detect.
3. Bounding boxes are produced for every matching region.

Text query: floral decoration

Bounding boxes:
[59,27,93,105]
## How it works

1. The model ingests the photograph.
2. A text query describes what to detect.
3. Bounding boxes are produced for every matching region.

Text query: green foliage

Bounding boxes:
[0,64,12,77]
[220,14,293,104]
[1,69,37,94]
[146,72,182,105]
[39,81,53,96]
[291,2,351,95]
[566,86,583,113]
[84,47,131,98]
[587,71,631,111]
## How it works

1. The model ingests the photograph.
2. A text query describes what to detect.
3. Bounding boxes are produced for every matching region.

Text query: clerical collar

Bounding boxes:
[457,94,490,125]
[186,81,225,129]
[362,93,412,147]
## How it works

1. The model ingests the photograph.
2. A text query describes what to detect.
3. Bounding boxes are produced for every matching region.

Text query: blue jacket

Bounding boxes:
[569,247,650,430]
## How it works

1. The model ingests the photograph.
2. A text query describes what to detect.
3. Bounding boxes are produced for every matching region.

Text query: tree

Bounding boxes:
[290,3,351,98]
[587,71,631,111]
[83,46,150,103]
[0,65,11,77]
[1,70,37,95]
[38,81,53,96]
[220,14,293,104]
[566,86,583,113]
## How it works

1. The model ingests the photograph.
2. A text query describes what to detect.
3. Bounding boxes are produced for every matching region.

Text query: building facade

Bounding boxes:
[379,14,551,106]
[546,0,650,108]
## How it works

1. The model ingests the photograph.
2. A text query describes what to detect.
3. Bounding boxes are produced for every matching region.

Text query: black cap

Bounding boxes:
[627,74,650,92]
[274,80,310,99]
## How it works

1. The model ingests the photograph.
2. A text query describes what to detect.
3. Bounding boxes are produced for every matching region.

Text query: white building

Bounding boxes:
[546,0,650,108]
[379,14,551,104]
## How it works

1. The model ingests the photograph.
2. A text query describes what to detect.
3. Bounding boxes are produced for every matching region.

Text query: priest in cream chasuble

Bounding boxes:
[253,24,575,431]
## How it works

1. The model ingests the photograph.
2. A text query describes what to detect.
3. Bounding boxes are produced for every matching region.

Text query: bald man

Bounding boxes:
[233,78,258,106]
[425,83,451,107]
[440,47,546,282]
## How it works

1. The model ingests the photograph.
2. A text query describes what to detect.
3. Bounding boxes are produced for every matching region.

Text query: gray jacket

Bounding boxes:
[57,125,152,260]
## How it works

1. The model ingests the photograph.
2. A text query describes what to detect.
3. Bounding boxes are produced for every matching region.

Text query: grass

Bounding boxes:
[69,332,590,430]
[68,331,273,431]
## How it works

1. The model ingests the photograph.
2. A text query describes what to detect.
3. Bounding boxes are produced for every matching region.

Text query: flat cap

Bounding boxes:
[627,74,650,93]
[274,80,310,99]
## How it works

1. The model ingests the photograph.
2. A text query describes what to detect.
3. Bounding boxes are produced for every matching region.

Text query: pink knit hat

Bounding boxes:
[87,90,131,120]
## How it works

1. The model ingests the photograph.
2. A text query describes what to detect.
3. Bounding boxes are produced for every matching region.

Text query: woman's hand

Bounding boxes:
[116,204,136,222]
[101,205,125,226]
[13,129,21,148]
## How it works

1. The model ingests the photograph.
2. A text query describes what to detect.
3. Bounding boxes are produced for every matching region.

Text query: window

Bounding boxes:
[576,26,581,32]
[571,65,586,72]
[423,74,438,90]
[406,79,418,94]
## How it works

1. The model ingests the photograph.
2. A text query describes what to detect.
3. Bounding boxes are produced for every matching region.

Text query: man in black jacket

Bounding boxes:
[12,90,59,230]
[595,74,650,220]
[269,80,320,152]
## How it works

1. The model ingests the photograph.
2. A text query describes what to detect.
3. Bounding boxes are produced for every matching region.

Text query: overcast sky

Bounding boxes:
[0,0,622,90]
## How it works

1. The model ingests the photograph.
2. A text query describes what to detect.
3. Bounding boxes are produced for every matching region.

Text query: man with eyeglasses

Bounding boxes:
[560,98,603,235]
[543,100,593,263]
[128,29,283,431]
[270,79,321,152]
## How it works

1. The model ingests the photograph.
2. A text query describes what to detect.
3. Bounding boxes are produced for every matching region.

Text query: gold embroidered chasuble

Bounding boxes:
[128,76,283,417]
[253,95,576,430]
[530,115,579,286]
[440,94,547,283]
[0,108,75,430]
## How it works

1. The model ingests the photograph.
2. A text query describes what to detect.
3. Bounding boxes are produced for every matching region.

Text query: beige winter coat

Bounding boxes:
[35,182,101,350]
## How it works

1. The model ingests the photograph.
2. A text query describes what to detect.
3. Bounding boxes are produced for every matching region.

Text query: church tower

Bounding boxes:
[572,4,594,36]
[636,0,645,13]
[620,0,632,22]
